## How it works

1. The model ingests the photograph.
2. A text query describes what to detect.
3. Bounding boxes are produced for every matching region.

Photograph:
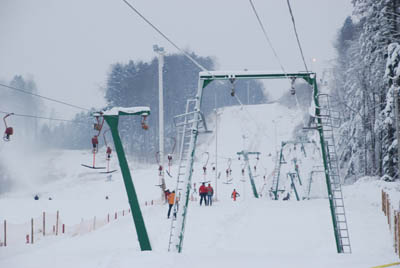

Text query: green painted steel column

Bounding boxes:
[237,151,259,198]
[313,79,342,253]
[104,115,152,251]
[288,173,300,201]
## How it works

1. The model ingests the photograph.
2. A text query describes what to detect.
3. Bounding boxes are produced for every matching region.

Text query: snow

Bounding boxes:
[103,107,150,116]
[0,103,399,267]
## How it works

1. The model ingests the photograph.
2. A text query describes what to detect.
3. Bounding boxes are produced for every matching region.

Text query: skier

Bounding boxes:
[167,190,175,219]
[206,183,214,206]
[199,182,208,206]
[231,189,240,201]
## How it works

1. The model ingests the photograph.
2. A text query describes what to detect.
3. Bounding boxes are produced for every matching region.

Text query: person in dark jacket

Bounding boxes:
[199,182,208,206]
[206,184,214,206]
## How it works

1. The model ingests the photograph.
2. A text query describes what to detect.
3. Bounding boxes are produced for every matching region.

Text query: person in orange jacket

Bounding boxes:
[199,182,208,206]
[231,189,240,201]
[167,190,176,219]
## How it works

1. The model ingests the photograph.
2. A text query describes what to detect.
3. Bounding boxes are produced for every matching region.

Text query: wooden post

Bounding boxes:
[93,216,96,231]
[56,211,59,236]
[123,210,125,216]
[4,220,6,247]
[31,218,34,244]
[107,213,110,223]
[43,212,45,236]
[395,212,398,254]
[62,224,65,234]
[382,190,385,213]
[115,212,117,220]
[398,211,400,257]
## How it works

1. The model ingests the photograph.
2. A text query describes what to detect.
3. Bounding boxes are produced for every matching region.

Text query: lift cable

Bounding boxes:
[122,0,208,73]
[0,83,90,112]
[248,0,288,75]
[0,110,87,124]
[285,0,309,72]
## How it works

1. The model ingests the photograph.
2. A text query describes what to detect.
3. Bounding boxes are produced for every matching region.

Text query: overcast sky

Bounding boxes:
[0,0,352,118]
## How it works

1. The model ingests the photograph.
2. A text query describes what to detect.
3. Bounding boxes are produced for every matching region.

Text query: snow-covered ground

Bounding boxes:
[0,103,399,267]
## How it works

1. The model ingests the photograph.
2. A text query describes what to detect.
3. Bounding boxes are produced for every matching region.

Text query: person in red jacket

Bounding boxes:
[206,184,214,206]
[199,182,208,206]
[231,189,240,201]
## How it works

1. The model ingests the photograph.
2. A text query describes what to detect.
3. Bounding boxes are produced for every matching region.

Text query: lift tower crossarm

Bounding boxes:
[199,71,315,83]
[103,106,152,251]
[237,151,260,198]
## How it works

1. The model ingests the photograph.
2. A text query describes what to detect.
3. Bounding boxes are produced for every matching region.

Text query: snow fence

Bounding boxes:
[0,208,132,247]
[382,190,400,258]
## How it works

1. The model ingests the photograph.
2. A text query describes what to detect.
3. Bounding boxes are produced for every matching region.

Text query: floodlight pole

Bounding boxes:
[154,45,166,200]
[214,108,218,201]
[104,112,151,251]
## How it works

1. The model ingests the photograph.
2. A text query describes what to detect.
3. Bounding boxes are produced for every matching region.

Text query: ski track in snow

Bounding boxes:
[0,103,399,267]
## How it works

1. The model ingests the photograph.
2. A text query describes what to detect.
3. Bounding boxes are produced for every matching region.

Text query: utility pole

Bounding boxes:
[214,90,219,201]
[154,44,166,199]
[215,108,218,201]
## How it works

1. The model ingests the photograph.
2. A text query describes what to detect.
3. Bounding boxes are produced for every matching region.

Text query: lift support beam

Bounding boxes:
[237,151,260,198]
[103,107,152,251]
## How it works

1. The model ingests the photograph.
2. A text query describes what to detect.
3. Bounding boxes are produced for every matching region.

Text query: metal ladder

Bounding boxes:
[271,146,287,200]
[270,151,281,199]
[167,99,201,252]
[318,94,352,254]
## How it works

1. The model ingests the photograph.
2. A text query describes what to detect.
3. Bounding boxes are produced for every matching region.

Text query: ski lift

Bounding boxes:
[210,162,215,172]
[3,113,14,142]
[229,75,236,97]
[155,151,163,176]
[290,77,296,95]
[92,135,99,153]
[202,152,209,176]
[81,113,106,170]
[166,137,176,177]
[93,113,104,133]
[254,155,260,172]
[141,115,149,130]
[223,158,233,184]
[100,128,117,174]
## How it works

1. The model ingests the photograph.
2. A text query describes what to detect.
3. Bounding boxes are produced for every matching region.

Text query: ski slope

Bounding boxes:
[0,103,399,267]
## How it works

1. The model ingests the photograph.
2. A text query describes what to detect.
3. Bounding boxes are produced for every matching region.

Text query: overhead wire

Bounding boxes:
[248,0,288,75]
[285,0,309,72]
[122,0,208,73]
[285,0,312,127]
[0,83,91,112]
[0,110,87,124]
[248,0,307,126]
